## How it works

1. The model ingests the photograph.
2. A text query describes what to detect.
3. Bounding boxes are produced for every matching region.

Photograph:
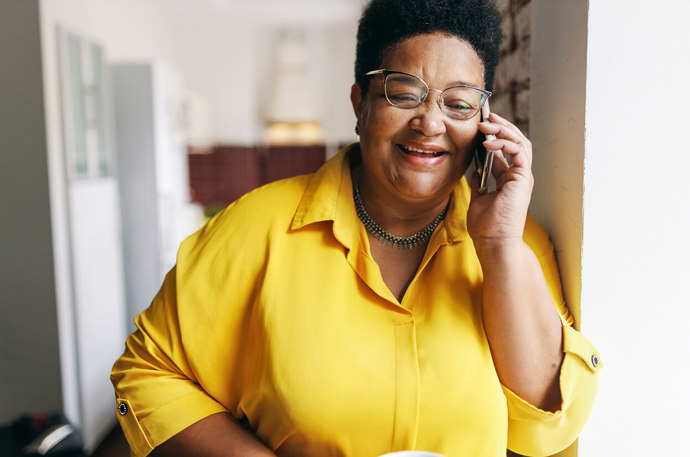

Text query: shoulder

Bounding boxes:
[176,146,353,272]
[179,175,313,267]
[220,174,312,226]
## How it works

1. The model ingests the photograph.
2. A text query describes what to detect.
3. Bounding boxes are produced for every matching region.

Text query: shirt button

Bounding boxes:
[118,402,128,416]
[591,354,600,368]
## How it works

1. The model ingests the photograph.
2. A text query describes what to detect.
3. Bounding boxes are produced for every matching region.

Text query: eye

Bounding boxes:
[444,98,473,111]
[388,93,422,103]
[385,74,426,107]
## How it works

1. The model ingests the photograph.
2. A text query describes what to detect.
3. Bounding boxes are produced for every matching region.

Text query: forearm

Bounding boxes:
[475,238,564,411]
[151,412,276,457]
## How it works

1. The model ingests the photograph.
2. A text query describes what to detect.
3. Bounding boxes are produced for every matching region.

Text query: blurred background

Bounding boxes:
[7,1,690,457]
[0,0,531,453]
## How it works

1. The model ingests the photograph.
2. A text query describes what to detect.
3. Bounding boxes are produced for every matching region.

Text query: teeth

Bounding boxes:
[400,145,439,154]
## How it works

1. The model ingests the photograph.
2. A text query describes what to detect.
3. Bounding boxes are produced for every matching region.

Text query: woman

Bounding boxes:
[111,0,601,455]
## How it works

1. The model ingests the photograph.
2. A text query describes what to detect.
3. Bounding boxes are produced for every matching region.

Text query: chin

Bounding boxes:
[393,176,454,202]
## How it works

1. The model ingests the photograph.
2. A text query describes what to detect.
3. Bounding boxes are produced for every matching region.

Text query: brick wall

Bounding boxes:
[493,0,531,136]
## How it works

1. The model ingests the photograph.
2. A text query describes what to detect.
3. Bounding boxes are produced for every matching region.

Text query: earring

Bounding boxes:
[355,125,360,135]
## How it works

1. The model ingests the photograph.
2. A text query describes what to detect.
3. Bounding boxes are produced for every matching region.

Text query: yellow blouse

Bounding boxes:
[111,144,601,457]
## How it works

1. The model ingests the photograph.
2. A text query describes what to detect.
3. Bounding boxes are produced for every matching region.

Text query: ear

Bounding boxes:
[350,83,363,121]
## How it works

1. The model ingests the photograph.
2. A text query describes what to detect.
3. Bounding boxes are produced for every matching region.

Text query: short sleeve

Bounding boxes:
[506,216,602,456]
[110,267,228,457]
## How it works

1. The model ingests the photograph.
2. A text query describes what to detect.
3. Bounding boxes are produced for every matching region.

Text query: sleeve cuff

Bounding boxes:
[503,316,601,456]
[115,391,228,457]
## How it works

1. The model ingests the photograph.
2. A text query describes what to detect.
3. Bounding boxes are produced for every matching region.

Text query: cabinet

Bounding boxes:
[112,62,202,334]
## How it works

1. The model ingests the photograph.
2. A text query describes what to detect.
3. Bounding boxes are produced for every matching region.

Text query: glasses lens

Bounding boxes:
[384,73,427,108]
[440,87,486,120]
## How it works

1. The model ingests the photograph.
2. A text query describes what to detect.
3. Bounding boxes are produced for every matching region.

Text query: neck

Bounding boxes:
[352,166,452,237]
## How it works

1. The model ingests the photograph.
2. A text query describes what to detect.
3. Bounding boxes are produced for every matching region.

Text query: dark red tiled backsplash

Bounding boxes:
[188,145,326,209]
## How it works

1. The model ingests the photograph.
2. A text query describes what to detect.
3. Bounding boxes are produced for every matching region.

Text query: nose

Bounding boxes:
[409,89,447,136]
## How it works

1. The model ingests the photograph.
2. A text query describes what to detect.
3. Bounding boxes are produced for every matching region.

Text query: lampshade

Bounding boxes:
[264,30,324,145]
[265,31,320,123]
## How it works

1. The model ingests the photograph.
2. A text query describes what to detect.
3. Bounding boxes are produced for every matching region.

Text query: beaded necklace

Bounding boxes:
[352,181,448,249]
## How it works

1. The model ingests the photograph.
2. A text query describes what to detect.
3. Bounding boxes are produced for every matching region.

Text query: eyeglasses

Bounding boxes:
[365,69,491,121]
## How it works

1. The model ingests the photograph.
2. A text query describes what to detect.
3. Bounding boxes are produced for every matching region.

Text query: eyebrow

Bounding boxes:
[446,79,482,88]
[376,70,483,89]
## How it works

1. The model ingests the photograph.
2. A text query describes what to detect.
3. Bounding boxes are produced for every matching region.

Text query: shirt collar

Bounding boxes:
[291,144,355,229]
[290,143,471,246]
[441,175,472,244]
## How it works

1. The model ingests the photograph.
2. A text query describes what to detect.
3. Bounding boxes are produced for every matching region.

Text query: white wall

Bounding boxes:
[530,0,587,328]
[532,1,690,455]
[170,6,359,148]
[323,22,361,153]
[172,21,259,145]
[40,0,177,62]
[581,1,690,454]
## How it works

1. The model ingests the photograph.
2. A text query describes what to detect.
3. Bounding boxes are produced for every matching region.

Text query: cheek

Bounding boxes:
[360,100,407,138]
[451,127,480,155]
[367,112,398,138]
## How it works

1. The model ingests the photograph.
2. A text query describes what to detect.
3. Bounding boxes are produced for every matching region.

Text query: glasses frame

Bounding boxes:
[365,69,492,121]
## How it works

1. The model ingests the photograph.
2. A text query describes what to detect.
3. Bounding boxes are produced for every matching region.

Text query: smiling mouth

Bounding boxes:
[398,144,447,158]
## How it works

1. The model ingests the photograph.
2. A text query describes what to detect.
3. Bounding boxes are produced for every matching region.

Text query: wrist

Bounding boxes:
[473,237,528,265]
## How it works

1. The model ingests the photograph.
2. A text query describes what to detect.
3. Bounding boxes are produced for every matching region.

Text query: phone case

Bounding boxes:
[474,103,495,193]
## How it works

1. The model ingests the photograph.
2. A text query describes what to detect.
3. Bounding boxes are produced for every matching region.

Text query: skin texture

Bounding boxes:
[152,32,563,456]
[150,413,277,457]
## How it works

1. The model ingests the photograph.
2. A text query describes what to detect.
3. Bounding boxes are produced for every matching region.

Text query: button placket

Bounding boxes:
[391,320,420,450]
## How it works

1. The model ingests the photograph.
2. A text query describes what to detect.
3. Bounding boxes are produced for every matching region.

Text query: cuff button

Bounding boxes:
[591,354,600,368]
[118,401,128,416]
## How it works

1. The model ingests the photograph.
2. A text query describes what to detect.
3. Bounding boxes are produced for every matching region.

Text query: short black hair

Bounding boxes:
[355,0,501,95]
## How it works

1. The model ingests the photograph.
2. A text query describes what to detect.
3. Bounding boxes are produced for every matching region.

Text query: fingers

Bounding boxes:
[479,112,528,142]
[489,149,511,187]
[484,138,530,168]
[470,164,505,196]
[478,113,532,168]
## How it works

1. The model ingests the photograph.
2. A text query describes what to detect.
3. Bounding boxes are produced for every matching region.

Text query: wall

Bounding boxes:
[172,21,258,145]
[0,0,63,422]
[531,0,690,455]
[493,0,532,135]
[580,1,690,454]
[171,8,359,150]
[529,0,586,327]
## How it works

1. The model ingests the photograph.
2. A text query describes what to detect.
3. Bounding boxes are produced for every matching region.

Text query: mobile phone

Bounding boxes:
[474,102,496,193]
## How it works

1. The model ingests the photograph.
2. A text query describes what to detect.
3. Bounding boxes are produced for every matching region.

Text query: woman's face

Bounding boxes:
[351,32,485,207]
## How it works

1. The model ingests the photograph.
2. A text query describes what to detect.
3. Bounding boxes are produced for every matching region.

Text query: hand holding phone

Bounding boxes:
[474,102,497,193]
